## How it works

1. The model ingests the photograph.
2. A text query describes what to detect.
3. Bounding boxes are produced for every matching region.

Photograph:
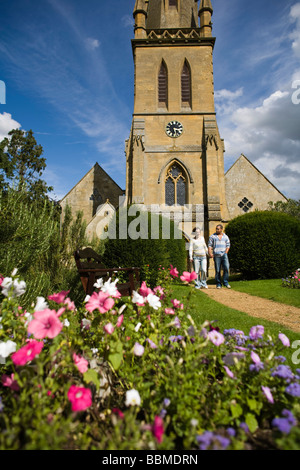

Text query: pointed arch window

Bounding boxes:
[158,61,168,108]
[169,0,178,7]
[181,60,191,107]
[165,163,187,206]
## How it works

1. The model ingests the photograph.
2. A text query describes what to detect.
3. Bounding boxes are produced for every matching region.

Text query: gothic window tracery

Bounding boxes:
[165,163,187,206]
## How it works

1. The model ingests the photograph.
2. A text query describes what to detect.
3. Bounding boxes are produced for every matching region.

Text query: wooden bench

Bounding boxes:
[74,248,140,297]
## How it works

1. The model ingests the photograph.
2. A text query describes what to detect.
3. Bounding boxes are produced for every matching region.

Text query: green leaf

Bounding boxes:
[83,369,100,389]
[108,352,123,371]
[230,403,243,419]
[245,413,258,433]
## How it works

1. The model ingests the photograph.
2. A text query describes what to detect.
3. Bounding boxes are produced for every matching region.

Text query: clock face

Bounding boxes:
[165,121,183,138]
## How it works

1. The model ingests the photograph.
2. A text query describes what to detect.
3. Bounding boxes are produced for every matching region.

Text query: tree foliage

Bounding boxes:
[268,199,300,221]
[0,128,53,200]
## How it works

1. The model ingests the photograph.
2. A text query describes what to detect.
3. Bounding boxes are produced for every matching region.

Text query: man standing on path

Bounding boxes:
[208,224,231,289]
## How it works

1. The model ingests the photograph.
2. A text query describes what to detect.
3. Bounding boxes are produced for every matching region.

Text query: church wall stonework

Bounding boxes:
[225,155,287,220]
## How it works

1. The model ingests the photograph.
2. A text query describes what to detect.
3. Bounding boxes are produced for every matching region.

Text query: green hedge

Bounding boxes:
[102,207,187,287]
[225,211,300,279]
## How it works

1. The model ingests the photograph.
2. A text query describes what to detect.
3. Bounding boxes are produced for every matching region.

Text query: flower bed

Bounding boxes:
[282,269,300,289]
[0,268,300,450]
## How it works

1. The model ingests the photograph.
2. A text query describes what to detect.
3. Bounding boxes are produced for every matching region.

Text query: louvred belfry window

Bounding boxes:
[158,61,168,107]
[181,61,191,107]
[169,0,177,7]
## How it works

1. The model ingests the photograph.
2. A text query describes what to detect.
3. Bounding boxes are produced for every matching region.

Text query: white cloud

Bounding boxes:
[0,113,21,141]
[290,3,300,57]
[85,37,100,51]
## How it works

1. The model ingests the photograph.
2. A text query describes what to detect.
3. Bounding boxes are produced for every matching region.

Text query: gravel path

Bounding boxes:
[201,286,300,333]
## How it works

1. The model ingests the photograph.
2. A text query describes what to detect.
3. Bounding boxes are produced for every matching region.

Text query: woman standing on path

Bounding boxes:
[189,227,208,289]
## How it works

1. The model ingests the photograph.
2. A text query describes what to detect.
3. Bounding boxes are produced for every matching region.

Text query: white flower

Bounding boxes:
[13,279,26,297]
[11,268,18,277]
[24,312,33,325]
[134,322,142,332]
[1,277,13,296]
[84,295,90,302]
[63,319,70,327]
[0,340,17,359]
[146,293,161,310]
[132,291,145,305]
[133,342,145,357]
[91,348,98,354]
[94,278,104,289]
[1,277,26,298]
[34,296,49,312]
[101,278,120,297]
[125,389,141,407]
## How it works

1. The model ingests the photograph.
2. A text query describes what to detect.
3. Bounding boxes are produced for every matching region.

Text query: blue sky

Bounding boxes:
[0,0,300,201]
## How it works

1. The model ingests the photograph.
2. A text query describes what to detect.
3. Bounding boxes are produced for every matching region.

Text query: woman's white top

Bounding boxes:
[189,236,208,259]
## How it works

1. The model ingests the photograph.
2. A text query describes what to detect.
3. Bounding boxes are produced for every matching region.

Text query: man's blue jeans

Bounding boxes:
[214,253,230,287]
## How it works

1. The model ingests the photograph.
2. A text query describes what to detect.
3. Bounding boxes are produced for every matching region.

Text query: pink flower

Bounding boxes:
[262,386,274,404]
[103,322,115,335]
[64,297,76,311]
[133,342,145,356]
[249,325,264,340]
[180,271,197,283]
[73,353,89,373]
[0,275,3,286]
[251,350,262,364]
[67,385,92,412]
[12,340,44,366]
[224,366,235,379]
[169,265,179,277]
[85,291,115,314]
[139,281,153,298]
[171,299,184,309]
[48,290,70,304]
[27,309,63,339]
[153,286,165,300]
[278,333,290,347]
[2,373,20,391]
[165,308,175,315]
[207,330,225,346]
[116,314,124,327]
[152,416,164,443]
[112,408,125,419]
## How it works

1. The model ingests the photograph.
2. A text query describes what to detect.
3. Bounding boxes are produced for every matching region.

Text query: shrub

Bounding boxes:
[0,189,89,307]
[102,207,187,287]
[225,211,300,279]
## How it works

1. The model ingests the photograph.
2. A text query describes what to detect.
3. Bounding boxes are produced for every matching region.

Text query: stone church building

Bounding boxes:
[60,0,287,241]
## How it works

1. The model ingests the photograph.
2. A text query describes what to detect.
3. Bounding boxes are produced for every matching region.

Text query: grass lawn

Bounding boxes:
[171,284,300,368]
[227,278,300,308]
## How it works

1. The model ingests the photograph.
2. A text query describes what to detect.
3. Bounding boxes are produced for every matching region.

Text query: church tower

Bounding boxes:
[126,0,229,238]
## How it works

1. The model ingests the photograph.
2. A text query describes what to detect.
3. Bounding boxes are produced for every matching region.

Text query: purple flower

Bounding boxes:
[272,417,293,434]
[173,316,181,328]
[272,365,294,382]
[240,422,249,433]
[223,352,245,366]
[249,325,264,340]
[272,409,297,434]
[249,362,264,373]
[227,427,236,437]
[196,431,230,450]
[285,383,300,397]
[146,338,158,349]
